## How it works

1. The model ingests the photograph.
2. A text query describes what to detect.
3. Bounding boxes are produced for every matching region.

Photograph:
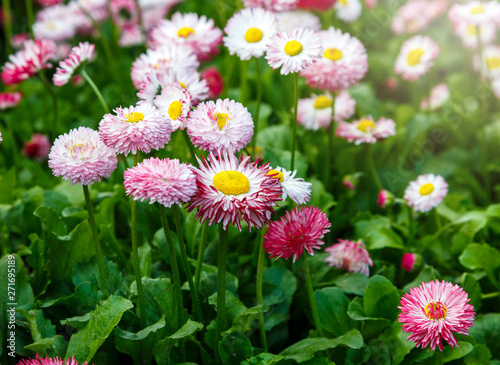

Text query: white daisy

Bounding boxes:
[394,35,440,81]
[277,10,321,33]
[452,22,496,49]
[404,174,448,213]
[478,45,500,79]
[335,0,363,23]
[33,4,77,41]
[448,1,500,27]
[154,81,192,131]
[336,116,396,145]
[267,166,312,205]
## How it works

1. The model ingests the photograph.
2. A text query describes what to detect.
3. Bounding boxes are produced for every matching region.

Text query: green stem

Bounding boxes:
[159,204,185,328]
[302,256,325,337]
[252,57,262,154]
[25,0,34,37]
[324,94,336,188]
[2,0,13,55]
[81,69,110,114]
[407,206,415,248]
[195,221,209,292]
[367,144,382,191]
[83,185,109,297]
[240,60,248,105]
[172,205,204,323]
[433,208,441,230]
[217,224,229,342]
[256,226,268,351]
[290,72,299,171]
[37,72,58,141]
[131,153,147,327]
[481,291,500,300]
[418,222,454,254]
[436,350,443,365]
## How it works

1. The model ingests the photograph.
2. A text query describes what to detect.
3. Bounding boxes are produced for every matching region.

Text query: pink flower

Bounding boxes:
[264,206,331,262]
[110,0,138,28]
[243,0,298,12]
[297,0,335,11]
[23,134,51,161]
[377,189,393,208]
[401,252,422,272]
[17,355,86,365]
[336,116,396,145]
[37,0,64,6]
[2,39,57,85]
[324,239,373,276]
[0,92,22,110]
[186,151,283,231]
[48,127,118,185]
[399,280,475,351]
[11,33,30,49]
[448,1,500,27]
[53,42,95,86]
[201,67,224,99]
[124,157,197,207]
[343,175,356,190]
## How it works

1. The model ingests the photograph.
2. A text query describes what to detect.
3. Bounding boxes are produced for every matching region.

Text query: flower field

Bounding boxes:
[2,0,500,364]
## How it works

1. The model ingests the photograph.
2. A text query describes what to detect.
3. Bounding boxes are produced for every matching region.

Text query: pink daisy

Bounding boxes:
[110,0,139,28]
[401,252,420,272]
[324,239,373,276]
[243,0,298,12]
[48,126,118,185]
[53,42,95,86]
[17,355,86,365]
[399,280,475,351]
[301,27,368,92]
[336,116,396,145]
[99,103,172,156]
[153,81,192,131]
[394,35,440,81]
[0,92,22,110]
[148,12,223,61]
[118,24,145,47]
[186,150,283,231]
[420,83,450,111]
[297,0,335,11]
[1,39,57,85]
[23,134,51,161]
[264,205,331,262]
[391,0,447,35]
[201,66,224,99]
[186,98,254,154]
[265,27,322,75]
[124,157,197,207]
[11,33,30,49]
[33,4,77,42]
[404,174,448,213]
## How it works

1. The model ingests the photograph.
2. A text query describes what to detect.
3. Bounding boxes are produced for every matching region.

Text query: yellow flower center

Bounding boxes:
[424,301,447,320]
[245,27,263,43]
[213,170,250,196]
[314,95,333,109]
[357,119,375,132]
[470,5,484,14]
[323,48,343,61]
[266,169,284,182]
[467,24,478,36]
[214,112,230,130]
[486,57,500,70]
[179,82,187,89]
[168,101,183,120]
[124,112,144,123]
[339,0,347,4]
[48,23,56,30]
[284,40,303,56]
[407,48,425,66]
[419,183,434,196]
[177,27,195,38]
[70,143,92,159]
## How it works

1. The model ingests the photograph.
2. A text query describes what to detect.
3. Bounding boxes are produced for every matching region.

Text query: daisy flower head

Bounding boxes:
[110,0,138,28]
[186,98,254,154]
[2,39,57,85]
[297,0,336,11]
[297,91,356,130]
[99,103,172,156]
[477,45,500,80]
[301,27,368,92]
[264,205,331,262]
[336,116,396,145]
[48,127,117,185]
[11,33,30,49]
[276,11,321,33]
[0,92,22,110]
[394,35,440,81]
[154,81,191,131]
[404,174,448,213]
[377,189,394,208]
[267,166,312,204]
[452,22,496,49]
[401,252,422,272]
[186,151,283,231]
[201,66,224,99]
[448,1,500,27]
[148,12,223,61]
[265,27,322,75]
[124,157,197,207]
[420,83,450,111]
[33,4,77,41]
[17,355,87,365]
[335,0,363,23]
[399,280,475,351]
[324,239,373,276]
[23,134,51,161]
[119,24,145,47]
[224,8,278,61]
[391,0,444,35]
[53,42,95,86]
[243,0,298,12]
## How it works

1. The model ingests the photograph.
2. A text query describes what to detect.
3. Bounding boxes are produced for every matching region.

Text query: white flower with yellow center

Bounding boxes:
[477,45,500,79]
[334,0,363,23]
[448,1,500,26]
[297,91,356,130]
[154,81,192,131]
[492,78,500,100]
[266,166,312,205]
[420,83,450,111]
[277,11,321,33]
[394,35,440,81]
[265,27,322,75]
[404,174,448,213]
[336,116,396,145]
[224,8,278,61]
[452,22,496,49]
[33,4,77,42]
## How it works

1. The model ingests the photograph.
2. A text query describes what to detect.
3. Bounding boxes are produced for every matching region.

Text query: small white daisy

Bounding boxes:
[276,10,321,33]
[452,22,496,49]
[420,83,450,111]
[448,1,500,27]
[297,91,356,130]
[266,166,312,205]
[336,116,396,145]
[478,45,500,79]
[394,35,440,81]
[154,81,191,131]
[335,0,363,23]
[33,4,77,41]
[404,174,448,213]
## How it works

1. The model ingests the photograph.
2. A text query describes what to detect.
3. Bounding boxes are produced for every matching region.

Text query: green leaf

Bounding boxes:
[461,273,482,312]
[459,243,500,287]
[443,342,474,363]
[364,275,400,321]
[169,319,204,339]
[223,305,269,335]
[0,168,16,204]
[263,266,297,330]
[347,297,391,339]
[17,309,55,342]
[209,290,248,330]
[219,331,253,365]
[241,353,284,365]
[402,266,438,292]
[469,314,500,359]
[378,321,415,365]
[465,344,492,365]
[332,273,369,296]
[65,295,133,363]
[354,216,404,250]
[315,287,358,336]
[24,335,67,358]
[34,206,67,236]
[280,330,363,362]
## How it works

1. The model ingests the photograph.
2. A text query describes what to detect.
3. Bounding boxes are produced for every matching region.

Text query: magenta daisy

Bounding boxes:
[324,239,373,276]
[266,166,312,204]
[0,92,22,110]
[154,81,191,131]
[301,27,368,92]
[394,35,440,81]
[186,98,254,154]
[148,12,223,61]
[53,42,95,86]
[404,174,448,213]
[399,280,475,351]
[336,116,396,145]
[265,27,322,75]
[99,103,172,156]
[264,206,330,262]
[17,355,86,365]
[187,151,282,230]
[243,0,298,12]
[124,157,197,207]
[401,252,421,272]
[48,126,118,185]
[23,133,51,161]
